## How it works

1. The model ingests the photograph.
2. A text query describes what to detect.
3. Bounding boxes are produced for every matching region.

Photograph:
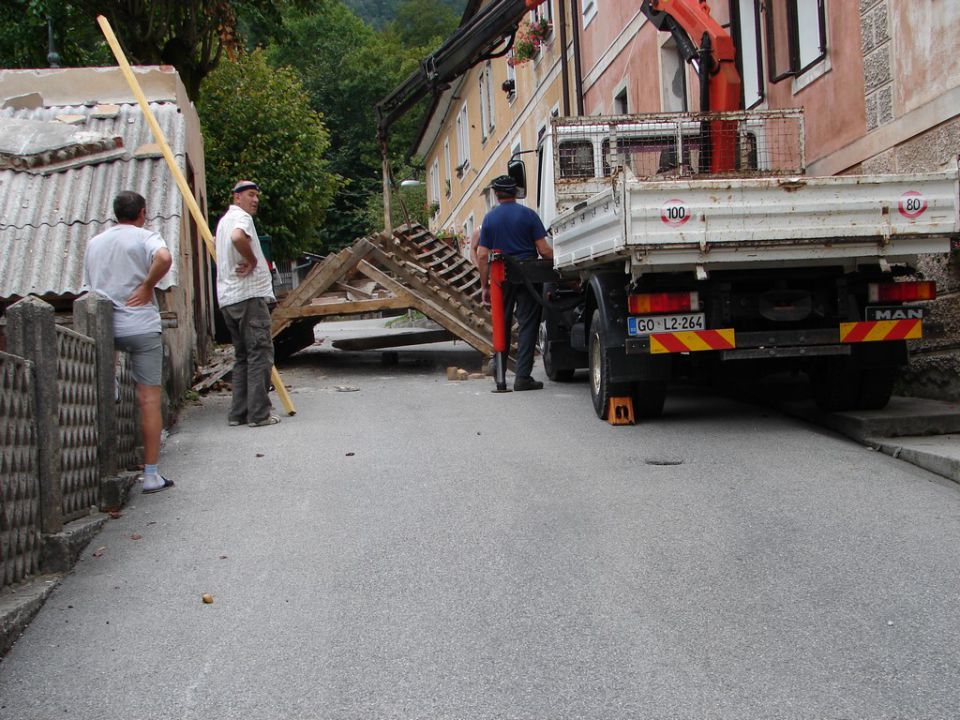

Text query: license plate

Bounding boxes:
[628,313,706,337]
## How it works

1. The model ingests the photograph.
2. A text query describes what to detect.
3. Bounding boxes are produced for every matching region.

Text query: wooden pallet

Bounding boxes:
[270,225,512,365]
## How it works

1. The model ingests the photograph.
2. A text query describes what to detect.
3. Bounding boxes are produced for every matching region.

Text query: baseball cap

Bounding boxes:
[490,175,518,194]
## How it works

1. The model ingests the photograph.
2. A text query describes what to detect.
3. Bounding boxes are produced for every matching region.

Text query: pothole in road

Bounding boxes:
[644,457,684,466]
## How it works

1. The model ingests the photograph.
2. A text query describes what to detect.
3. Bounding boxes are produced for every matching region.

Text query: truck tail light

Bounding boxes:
[868,281,936,303]
[628,291,698,314]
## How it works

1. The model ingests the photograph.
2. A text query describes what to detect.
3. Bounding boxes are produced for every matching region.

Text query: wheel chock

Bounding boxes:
[607,396,635,425]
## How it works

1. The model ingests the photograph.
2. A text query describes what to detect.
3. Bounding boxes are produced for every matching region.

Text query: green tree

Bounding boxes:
[0,1,111,68]
[0,1,313,99]
[81,0,270,99]
[269,1,430,248]
[343,0,465,28]
[389,0,459,48]
[198,49,340,259]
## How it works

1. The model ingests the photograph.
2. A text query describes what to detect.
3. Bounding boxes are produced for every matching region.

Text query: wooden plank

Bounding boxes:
[274,296,411,320]
[356,258,497,357]
[415,245,449,261]
[335,281,374,300]
[281,249,346,307]
[427,253,459,269]
[332,329,455,351]
[271,241,373,337]
[362,241,488,319]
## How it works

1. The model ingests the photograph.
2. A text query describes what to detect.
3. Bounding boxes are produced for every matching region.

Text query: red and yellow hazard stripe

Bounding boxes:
[839,320,921,343]
[649,329,736,354]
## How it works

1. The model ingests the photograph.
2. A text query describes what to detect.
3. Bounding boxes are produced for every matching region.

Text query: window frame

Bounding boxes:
[732,0,765,108]
[456,103,471,172]
[581,0,597,29]
[658,36,689,113]
[429,159,441,214]
[613,86,629,115]
[443,140,452,197]
[765,0,826,82]
[482,62,495,138]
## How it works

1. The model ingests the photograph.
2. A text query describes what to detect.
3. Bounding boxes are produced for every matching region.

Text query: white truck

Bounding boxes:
[520,108,959,419]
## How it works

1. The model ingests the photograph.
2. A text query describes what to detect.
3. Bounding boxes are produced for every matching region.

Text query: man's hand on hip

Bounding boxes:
[125,283,153,307]
[236,259,257,277]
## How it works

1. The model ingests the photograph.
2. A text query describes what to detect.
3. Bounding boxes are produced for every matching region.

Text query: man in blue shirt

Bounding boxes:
[477,175,554,391]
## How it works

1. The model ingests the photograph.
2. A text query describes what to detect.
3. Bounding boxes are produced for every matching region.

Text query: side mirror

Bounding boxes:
[507,158,527,200]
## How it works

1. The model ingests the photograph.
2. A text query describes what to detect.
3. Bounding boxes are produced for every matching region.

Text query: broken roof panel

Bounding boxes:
[0,101,188,300]
[0,117,124,172]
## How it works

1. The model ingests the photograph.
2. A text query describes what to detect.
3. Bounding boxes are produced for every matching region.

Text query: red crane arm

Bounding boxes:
[649,0,741,111]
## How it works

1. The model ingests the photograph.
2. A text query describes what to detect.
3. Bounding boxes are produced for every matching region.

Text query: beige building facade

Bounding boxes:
[416,1,567,254]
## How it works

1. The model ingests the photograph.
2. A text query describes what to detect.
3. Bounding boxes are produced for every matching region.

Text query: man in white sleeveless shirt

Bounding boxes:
[84,191,174,494]
[214,180,279,427]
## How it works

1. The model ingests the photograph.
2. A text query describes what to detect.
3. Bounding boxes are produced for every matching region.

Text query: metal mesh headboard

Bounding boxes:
[553,109,805,185]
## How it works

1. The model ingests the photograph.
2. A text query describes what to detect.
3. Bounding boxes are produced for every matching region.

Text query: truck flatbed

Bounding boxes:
[552,167,959,274]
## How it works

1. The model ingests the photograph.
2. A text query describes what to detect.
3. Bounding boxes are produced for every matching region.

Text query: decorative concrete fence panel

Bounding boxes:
[54,326,100,522]
[0,294,142,592]
[116,353,140,473]
[0,351,41,588]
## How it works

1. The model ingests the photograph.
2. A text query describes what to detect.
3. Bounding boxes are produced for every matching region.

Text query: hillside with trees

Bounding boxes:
[0,0,466,259]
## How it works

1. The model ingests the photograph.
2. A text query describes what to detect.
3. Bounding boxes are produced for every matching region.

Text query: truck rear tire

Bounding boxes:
[812,357,896,412]
[812,358,857,412]
[857,367,897,410]
[589,309,629,418]
[541,323,576,382]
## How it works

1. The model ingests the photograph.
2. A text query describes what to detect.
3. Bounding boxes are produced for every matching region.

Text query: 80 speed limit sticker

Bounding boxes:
[660,198,691,227]
[898,191,928,219]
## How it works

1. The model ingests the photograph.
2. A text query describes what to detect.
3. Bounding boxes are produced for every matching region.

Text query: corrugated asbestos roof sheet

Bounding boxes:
[0,102,186,300]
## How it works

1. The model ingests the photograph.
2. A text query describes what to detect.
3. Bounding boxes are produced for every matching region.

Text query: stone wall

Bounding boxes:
[857,0,960,401]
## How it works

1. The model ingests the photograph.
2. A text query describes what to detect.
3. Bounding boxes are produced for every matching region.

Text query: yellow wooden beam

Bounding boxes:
[97,15,295,415]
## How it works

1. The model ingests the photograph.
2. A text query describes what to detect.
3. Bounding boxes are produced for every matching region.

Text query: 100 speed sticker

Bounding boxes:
[660,198,691,227]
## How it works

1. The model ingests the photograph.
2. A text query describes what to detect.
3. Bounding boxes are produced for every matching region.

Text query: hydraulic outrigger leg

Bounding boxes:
[489,251,511,393]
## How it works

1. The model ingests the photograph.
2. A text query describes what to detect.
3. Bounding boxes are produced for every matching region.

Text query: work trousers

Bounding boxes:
[503,280,542,380]
[221,297,274,424]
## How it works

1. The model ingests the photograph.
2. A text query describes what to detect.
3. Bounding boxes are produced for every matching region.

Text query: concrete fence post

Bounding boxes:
[73,292,117,483]
[5,297,63,535]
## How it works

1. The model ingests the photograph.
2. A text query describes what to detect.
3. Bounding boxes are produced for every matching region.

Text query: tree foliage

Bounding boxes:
[0,0,297,99]
[344,0,465,29]
[76,0,283,99]
[0,1,111,68]
[0,0,467,252]
[267,0,461,248]
[388,0,459,48]
[268,1,430,248]
[198,49,340,259]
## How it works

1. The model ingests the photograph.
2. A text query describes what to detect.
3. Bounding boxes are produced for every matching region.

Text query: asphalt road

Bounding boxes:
[2,338,960,719]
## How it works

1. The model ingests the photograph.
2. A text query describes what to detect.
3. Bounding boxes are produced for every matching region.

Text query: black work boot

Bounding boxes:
[514,377,544,391]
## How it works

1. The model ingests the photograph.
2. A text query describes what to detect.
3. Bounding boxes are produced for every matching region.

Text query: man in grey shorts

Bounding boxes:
[84,191,174,494]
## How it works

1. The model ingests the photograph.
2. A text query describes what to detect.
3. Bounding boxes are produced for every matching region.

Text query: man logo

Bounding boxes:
[868,307,924,321]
